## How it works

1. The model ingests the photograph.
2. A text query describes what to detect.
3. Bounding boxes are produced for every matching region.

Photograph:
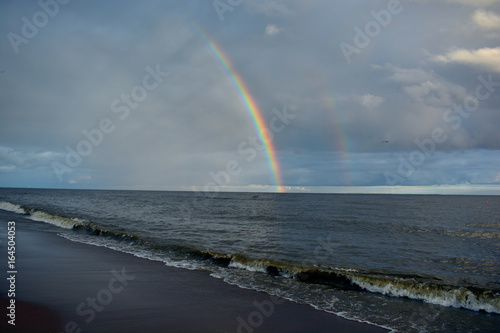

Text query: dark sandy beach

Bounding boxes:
[0,211,387,333]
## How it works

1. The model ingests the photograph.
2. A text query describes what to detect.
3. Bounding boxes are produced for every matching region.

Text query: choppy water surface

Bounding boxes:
[1,188,499,332]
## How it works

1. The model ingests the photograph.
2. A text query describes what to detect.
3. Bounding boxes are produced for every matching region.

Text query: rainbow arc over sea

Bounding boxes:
[186,21,285,192]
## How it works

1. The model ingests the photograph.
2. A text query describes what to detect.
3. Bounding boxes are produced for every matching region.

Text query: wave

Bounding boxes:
[0,201,81,229]
[170,245,500,314]
[348,273,500,313]
[200,252,500,314]
[1,200,499,314]
[72,223,143,242]
[0,201,142,241]
[0,201,28,215]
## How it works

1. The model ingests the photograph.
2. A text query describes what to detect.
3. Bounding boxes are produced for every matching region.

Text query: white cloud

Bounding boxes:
[246,0,293,17]
[403,81,437,102]
[446,0,500,5]
[0,146,63,171]
[434,47,500,72]
[386,64,468,106]
[338,94,384,109]
[68,174,92,184]
[265,24,282,35]
[358,94,384,109]
[472,9,500,30]
[0,165,15,172]
[385,65,434,84]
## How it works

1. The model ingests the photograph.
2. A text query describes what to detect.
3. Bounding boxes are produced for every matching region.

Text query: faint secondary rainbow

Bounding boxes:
[317,69,353,186]
[185,21,284,192]
[323,94,353,186]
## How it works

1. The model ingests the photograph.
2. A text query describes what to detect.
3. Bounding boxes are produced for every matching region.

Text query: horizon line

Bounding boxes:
[1,185,499,196]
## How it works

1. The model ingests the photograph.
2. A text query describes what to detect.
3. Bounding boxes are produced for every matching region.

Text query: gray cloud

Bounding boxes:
[1,0,499,192]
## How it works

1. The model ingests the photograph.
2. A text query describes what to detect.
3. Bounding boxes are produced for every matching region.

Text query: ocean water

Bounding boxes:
[0,188,499,332]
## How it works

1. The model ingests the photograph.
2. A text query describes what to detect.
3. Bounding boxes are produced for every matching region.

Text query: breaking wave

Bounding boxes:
[0,201,141,241]
[1,201,81,229]
[0,201,28,215]
[197,252,500,314]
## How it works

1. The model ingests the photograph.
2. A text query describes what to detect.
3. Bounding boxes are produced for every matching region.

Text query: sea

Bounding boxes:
[0,188,499,332]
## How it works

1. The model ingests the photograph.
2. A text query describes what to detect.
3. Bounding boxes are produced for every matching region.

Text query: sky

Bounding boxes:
[1,0,499,195]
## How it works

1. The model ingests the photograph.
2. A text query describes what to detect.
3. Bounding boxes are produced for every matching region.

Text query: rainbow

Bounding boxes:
[322,94,353,186]
[185,21,285,192]
[314,69,353,187]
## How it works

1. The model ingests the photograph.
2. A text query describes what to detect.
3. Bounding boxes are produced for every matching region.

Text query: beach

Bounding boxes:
[0,210,387,333]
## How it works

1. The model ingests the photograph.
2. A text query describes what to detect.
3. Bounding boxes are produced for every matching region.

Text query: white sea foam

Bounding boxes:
[28,210,82,229]
[58,232,206,272]
[229,260,267,273]
[0,201,83,229]
[350,275,500,314]
[0,201,26,214]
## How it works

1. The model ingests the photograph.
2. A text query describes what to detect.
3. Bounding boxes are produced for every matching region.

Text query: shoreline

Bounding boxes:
[0,211,389,333]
